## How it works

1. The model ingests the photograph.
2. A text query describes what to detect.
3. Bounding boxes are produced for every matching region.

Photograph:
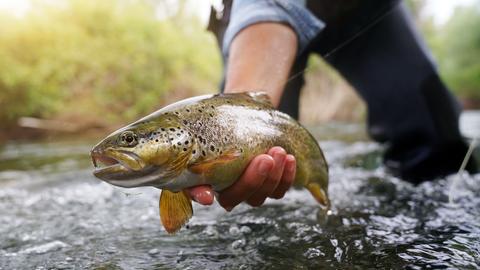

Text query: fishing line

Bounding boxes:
[449,136,478,204]
[285,2,399,85]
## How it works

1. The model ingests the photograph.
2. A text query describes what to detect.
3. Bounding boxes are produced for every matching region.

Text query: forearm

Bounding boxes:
[223,23,298,107]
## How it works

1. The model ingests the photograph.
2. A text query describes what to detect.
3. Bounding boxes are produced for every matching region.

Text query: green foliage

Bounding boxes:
[437,4,480,99]
[407,0,480,100]
[0,0,221,126]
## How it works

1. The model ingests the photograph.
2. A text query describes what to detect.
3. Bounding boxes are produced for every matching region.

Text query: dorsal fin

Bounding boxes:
[247,92,273,107]
[246,91,274,107]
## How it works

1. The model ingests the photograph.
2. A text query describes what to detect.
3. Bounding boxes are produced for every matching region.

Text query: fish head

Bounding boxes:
[91,115,194,188]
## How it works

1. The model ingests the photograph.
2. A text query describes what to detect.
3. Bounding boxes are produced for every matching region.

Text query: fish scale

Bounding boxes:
[91,92,329,233]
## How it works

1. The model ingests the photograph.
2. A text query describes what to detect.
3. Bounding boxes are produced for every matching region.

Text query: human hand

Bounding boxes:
[187,147,296,211]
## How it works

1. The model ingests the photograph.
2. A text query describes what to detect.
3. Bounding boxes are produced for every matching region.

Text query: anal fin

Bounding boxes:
[159,190,193,234]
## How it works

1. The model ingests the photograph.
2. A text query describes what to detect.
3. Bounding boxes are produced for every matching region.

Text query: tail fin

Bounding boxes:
[306,182,330,209]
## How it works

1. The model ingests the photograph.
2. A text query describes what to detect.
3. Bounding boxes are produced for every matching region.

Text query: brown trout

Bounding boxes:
[91,92,329,233]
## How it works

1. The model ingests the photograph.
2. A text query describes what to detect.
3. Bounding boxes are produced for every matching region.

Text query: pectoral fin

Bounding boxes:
[159,190,193,234]
[189,149,241,175]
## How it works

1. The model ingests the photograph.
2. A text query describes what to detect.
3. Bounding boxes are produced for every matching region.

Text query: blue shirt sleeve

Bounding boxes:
[222,0,325,56]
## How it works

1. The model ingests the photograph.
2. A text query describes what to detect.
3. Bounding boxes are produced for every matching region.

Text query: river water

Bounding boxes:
[0,121,479,269]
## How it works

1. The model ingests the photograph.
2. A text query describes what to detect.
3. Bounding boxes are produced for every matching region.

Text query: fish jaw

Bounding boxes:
[91,148,145,180]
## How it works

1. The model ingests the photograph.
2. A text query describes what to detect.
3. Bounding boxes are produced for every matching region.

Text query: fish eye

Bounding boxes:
[119,131,138,147]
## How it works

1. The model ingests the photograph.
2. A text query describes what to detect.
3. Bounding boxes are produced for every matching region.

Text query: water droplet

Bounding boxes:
[148,248,159,255]
[106,246,117,254]
[266,235,280,243]
[240,226,252,234]
[304,247,325,259]
[229,225,241,236]
[231,238,246,250]
[203,225,218,237]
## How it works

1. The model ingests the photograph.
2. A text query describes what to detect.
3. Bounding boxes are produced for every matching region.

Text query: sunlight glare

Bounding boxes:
[0,0,31,16]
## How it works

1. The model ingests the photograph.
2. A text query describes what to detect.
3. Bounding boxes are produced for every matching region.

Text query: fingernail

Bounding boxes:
[258,160,272,176]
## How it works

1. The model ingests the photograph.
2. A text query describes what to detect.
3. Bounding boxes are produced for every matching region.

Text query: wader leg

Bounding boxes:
[321,4,477,182]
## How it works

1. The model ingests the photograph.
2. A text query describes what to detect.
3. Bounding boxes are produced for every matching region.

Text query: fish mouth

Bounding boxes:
[91,150,129,179]
[90,148,146,180]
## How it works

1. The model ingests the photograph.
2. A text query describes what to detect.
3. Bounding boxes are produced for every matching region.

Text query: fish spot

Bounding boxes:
[161,128,165,131]
[177,133,180,136]
[174,111,179,115]
[209,113,214,117]
[210,145,215,151]
[202,150,206,156]
[185,141,189,145]
[183,148,187,152]
[155,139,159,142]
[198,109,203,113]
[186,109,190,112]
[192,150,196,154]
[183,120,188,125]
[170,128,175,132]
[177,142,181,146]
[210,105,214,109]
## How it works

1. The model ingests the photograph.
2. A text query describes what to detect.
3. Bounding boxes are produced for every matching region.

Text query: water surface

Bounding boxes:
[0,124,479,269]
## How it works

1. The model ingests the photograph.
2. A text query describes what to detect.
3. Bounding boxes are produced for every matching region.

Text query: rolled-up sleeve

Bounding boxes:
[222,0,325,56]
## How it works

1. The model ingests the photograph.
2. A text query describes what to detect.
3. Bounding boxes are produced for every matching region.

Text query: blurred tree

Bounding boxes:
[0,0,221,128]
[438,3,480,101]
[406,0,480,103]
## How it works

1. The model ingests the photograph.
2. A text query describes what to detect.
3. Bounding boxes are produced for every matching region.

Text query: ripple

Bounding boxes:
[0,135,479,269]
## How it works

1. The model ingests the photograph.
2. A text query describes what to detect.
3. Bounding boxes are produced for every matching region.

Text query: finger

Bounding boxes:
[267,147,287,183]
[218,154,274,211]
[187,185,214,205]
[246,148,287,206]
[270,154,296,199]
